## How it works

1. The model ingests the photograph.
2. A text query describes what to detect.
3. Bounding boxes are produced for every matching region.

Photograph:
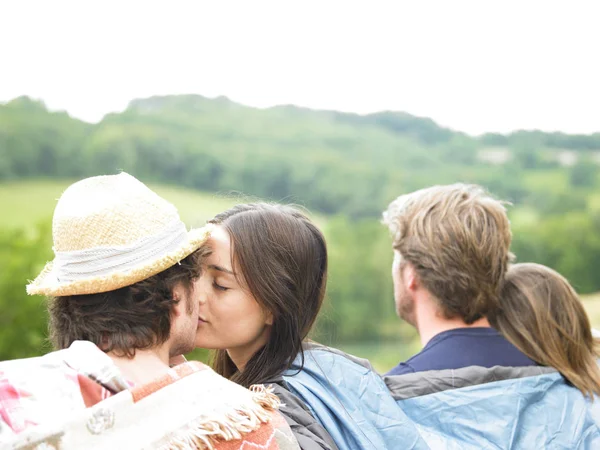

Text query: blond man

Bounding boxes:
[382,183,535,375]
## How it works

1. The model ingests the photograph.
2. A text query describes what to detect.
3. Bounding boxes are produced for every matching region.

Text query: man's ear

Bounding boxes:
[403,263,420,292]
[172,284,186,317]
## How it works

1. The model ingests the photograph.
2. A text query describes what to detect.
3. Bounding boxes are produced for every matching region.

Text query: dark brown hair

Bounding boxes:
[490,263,600,399]
[383,184,512,323]
[208,203,328,388]
[48,248,206,357]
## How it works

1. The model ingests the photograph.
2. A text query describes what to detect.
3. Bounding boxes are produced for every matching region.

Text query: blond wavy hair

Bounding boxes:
[490,263,600,399]
[383,183,513,323]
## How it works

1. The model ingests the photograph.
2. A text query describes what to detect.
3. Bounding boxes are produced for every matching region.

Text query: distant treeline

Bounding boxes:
[480,130,600,151]
[2,95,599,219]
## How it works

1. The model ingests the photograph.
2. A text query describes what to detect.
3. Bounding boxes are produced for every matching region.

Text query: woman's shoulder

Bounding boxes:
[282,343,417,449]
[266,379,339,450]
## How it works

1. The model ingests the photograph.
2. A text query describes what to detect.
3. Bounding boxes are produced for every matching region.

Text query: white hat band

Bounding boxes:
[53,220,189,283]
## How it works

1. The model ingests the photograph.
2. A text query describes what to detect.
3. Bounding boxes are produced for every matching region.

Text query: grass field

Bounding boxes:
[588,193,600,214]
[338,340,421,373]
[582,293,600,330]
[522,170,570,195]
[0,178,327,229]
[0,179,254,229]
[508,205,539,228]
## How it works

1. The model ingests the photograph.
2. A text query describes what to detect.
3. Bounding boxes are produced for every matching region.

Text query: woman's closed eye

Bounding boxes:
[213,280,230,292]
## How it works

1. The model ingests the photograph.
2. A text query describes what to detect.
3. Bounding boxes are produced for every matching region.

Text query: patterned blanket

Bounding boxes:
[0,341,299,449]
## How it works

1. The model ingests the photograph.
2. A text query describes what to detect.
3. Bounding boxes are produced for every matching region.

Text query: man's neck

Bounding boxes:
[107,345,171,386]
[415,297,491,348]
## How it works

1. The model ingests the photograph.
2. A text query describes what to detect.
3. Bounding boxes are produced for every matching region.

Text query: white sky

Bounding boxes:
[1,0,599,135]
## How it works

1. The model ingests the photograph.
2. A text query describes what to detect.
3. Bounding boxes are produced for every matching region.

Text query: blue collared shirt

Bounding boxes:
[386,327,537,376]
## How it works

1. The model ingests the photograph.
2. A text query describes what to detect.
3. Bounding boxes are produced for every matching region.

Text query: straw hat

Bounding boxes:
[27,173,210,296]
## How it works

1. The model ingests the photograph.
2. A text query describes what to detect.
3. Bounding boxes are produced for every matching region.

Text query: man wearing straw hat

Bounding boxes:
[0,173,299,449]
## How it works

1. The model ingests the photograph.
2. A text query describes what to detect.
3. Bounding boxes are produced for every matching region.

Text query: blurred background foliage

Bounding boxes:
[2,94,599,370]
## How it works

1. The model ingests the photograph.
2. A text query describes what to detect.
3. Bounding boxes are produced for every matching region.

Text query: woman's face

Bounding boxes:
[195,225,272,369]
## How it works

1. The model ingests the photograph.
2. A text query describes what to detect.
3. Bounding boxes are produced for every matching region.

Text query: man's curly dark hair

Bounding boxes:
[48,248,207,357]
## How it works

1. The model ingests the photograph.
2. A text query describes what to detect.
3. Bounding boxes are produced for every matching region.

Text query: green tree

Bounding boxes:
[569,158,597,187]
[0,224,53,360]
[317,216,411,344]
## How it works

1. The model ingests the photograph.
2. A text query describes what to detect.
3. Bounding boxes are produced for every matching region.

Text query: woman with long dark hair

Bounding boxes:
[194,203,336,449]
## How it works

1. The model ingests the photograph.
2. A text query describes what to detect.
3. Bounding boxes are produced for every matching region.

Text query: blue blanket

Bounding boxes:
[283,344,600,449]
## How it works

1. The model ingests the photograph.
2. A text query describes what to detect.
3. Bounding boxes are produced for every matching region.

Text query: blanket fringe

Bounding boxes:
[159,385,281,450]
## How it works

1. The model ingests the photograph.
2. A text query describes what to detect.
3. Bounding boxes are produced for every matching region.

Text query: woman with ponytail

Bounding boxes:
[490,263,600,399]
